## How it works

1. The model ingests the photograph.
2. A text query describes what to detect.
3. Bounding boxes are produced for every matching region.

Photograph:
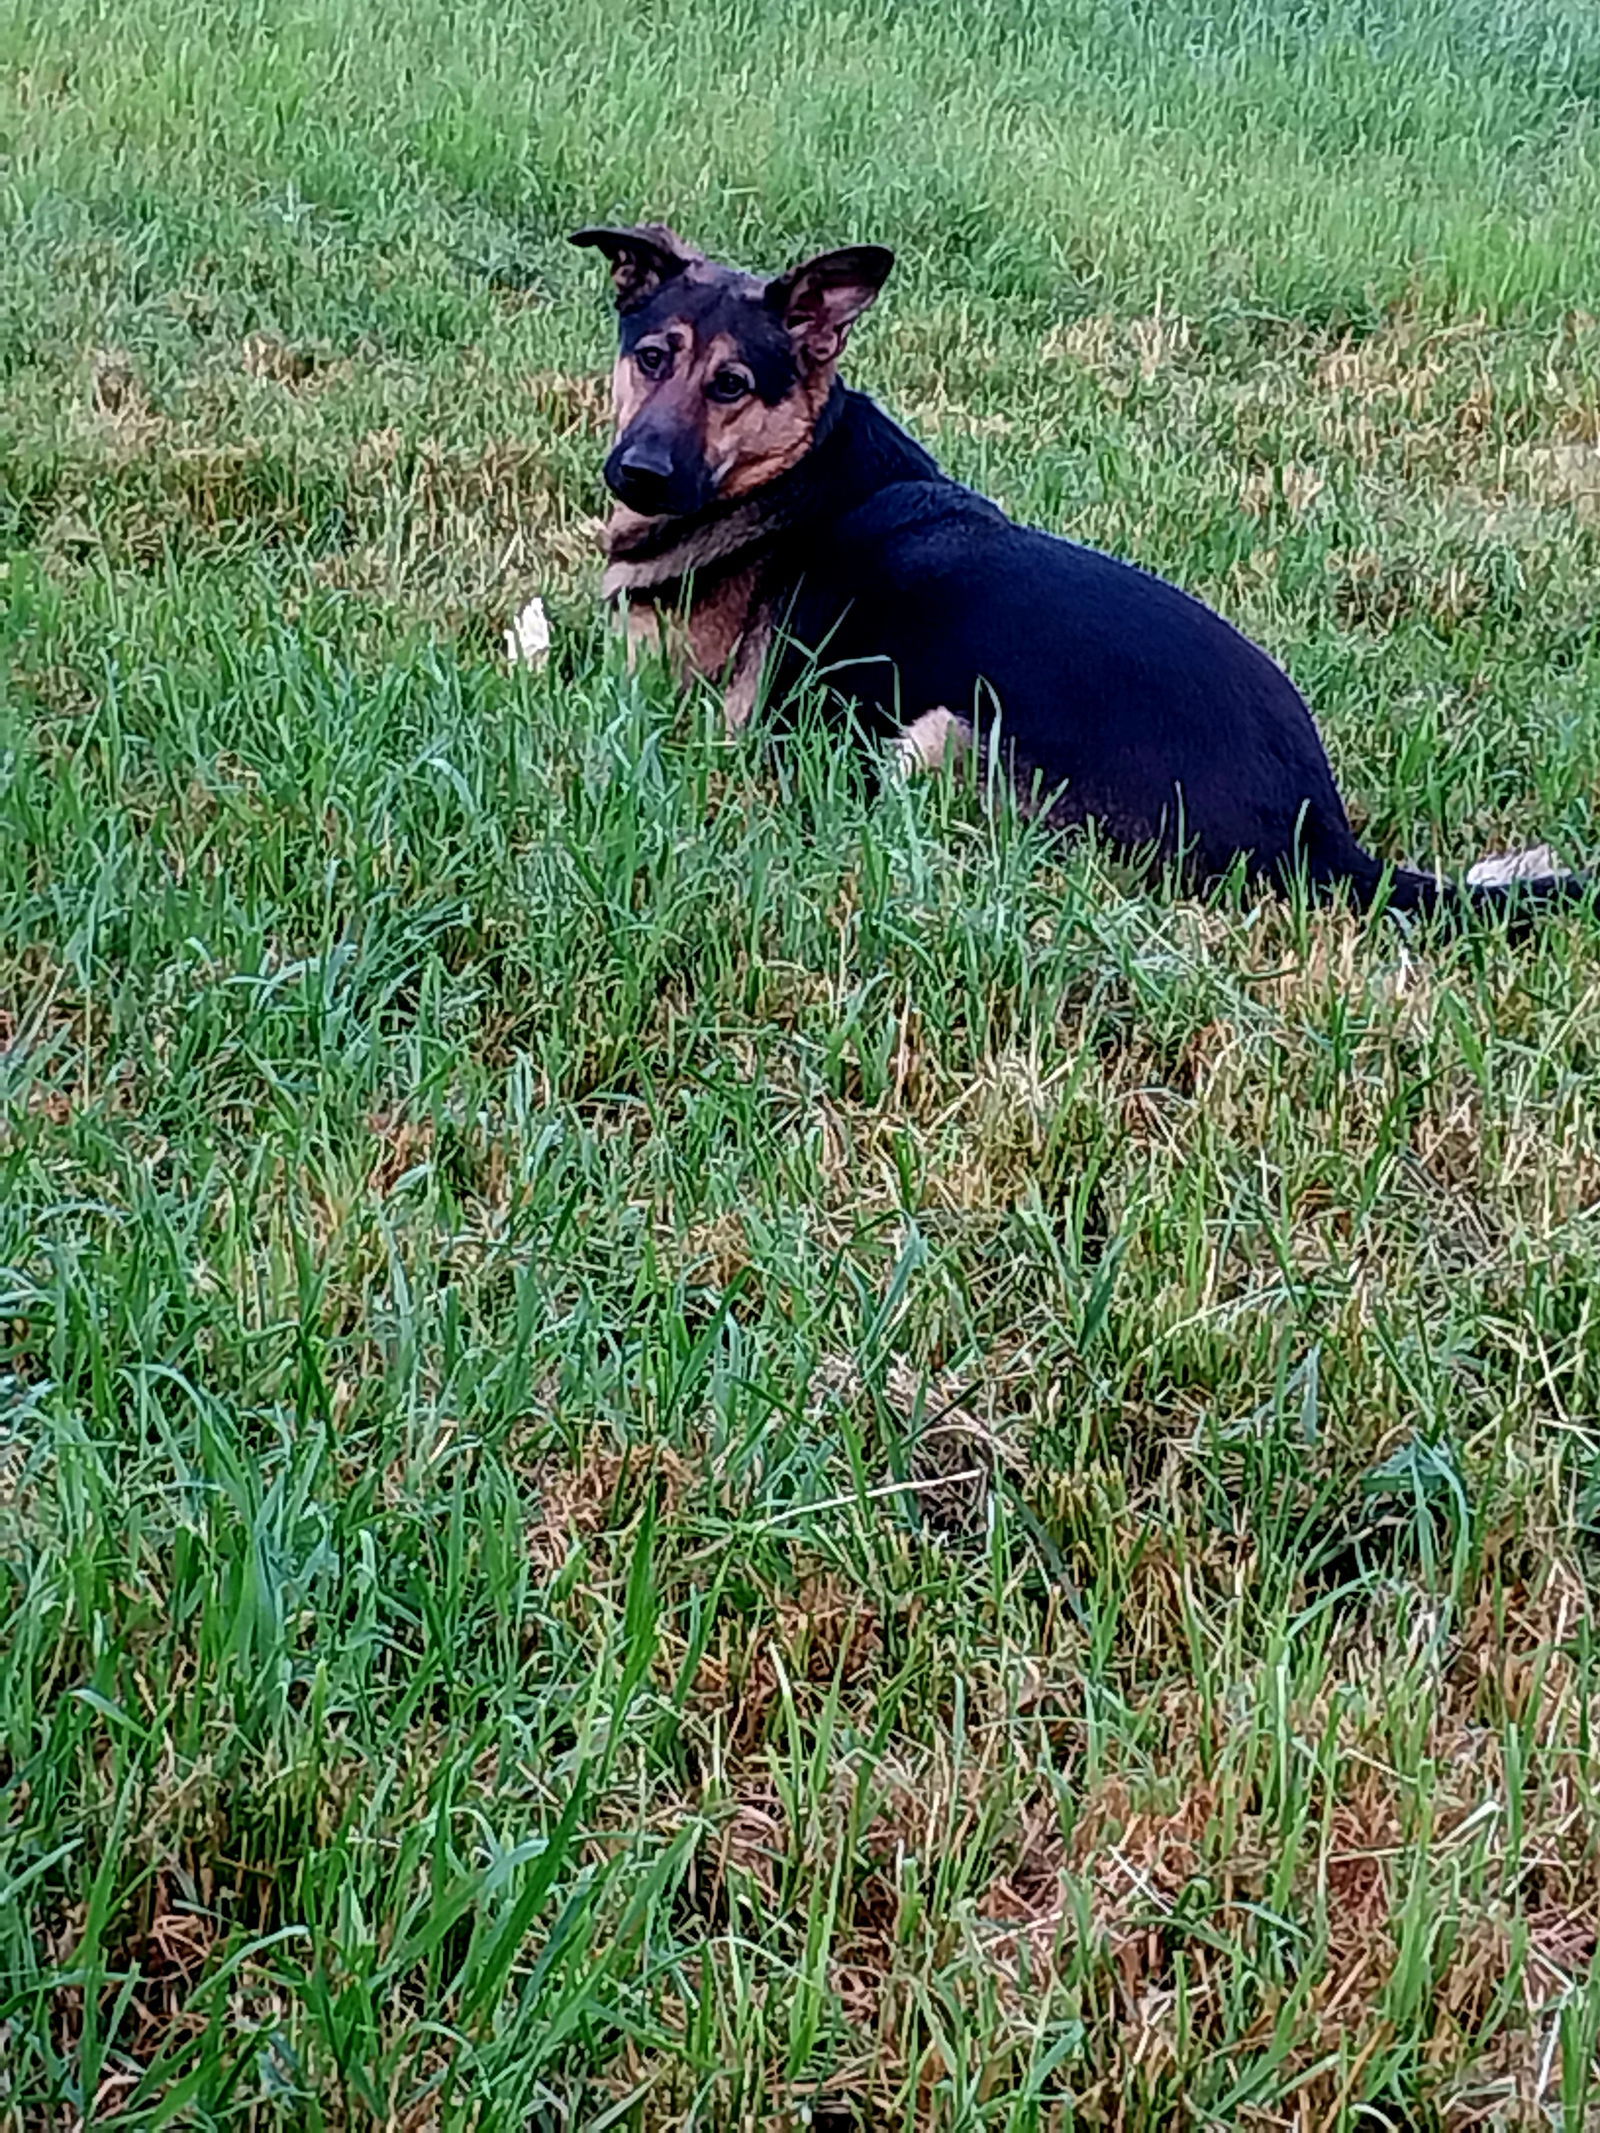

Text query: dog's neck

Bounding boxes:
[601,493,784,601]
[600,381,848,604]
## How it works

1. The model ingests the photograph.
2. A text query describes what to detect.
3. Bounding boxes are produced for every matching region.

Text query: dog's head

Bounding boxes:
[571,223,893,518]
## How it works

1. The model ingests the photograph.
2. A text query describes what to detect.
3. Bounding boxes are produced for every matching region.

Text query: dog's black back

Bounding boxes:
[768,388,1387,901]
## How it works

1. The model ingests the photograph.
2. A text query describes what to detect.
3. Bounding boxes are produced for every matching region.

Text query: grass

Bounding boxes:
[4,0,1600,2122]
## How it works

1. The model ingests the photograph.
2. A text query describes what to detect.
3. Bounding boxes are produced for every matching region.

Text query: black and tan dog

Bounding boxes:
[573,221,1579,918]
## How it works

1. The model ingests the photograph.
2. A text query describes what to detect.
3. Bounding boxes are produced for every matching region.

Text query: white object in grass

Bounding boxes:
[505,596,551,669]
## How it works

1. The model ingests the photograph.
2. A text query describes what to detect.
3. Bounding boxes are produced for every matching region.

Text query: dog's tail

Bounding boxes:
[1315,840,1589,930]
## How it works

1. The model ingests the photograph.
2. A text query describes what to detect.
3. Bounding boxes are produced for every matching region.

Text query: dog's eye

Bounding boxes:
[635,345,669,379]
[707,368,753,405]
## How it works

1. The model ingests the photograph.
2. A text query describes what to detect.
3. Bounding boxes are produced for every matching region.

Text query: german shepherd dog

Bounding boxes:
[574,222,1580,920]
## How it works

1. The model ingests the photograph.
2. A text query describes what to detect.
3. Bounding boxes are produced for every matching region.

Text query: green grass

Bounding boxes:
[5,0,1600,2123]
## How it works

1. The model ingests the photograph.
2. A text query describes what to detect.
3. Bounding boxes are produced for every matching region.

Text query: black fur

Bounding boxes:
[763,387,1580,920]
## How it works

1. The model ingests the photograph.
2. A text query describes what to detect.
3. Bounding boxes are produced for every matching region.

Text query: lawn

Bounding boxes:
[4,0,1600,2123]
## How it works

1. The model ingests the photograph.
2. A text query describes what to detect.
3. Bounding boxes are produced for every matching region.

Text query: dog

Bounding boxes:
[573,221,1581,920]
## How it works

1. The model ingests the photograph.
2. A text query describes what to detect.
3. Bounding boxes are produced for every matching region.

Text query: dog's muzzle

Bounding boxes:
[603,428,712,517]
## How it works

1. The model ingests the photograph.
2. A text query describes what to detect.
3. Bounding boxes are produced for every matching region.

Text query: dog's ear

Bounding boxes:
[765,245,894,366]
[570,223,698,312]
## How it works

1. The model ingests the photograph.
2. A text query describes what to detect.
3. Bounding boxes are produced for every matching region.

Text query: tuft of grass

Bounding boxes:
[4,0,1600,2123]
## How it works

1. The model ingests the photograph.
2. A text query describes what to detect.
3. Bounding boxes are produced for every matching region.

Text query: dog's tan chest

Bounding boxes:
[682,562,762,681]
[619,560,769,729]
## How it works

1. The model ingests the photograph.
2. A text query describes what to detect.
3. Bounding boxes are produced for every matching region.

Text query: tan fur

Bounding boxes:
[619,595,663,668]
[617,564,766,714]
[610,353,649,437]
[716,368,833,497]
[679,561,763,681]
[722,599,775,731]
[895,708,973,772]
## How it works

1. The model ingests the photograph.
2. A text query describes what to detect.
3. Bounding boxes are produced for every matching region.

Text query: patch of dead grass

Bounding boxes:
[529,1440,699,1576]
[240,331,320,387]
[1041,307,1195,386]
[1516,440,1600,519]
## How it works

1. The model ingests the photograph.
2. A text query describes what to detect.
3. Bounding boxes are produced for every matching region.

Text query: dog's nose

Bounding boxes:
[607,440,677,513]
[618,440,673,483]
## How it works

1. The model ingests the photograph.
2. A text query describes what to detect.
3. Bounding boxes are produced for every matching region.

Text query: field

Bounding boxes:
[5,0,1600,2123]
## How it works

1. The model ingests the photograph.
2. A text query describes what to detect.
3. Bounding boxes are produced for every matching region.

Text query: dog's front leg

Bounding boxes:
[894,707,973,774]
[616,592,668,672]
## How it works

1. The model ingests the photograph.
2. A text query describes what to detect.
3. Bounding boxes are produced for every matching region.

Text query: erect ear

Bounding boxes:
[764,244,894,366]
[569,223,699,312]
